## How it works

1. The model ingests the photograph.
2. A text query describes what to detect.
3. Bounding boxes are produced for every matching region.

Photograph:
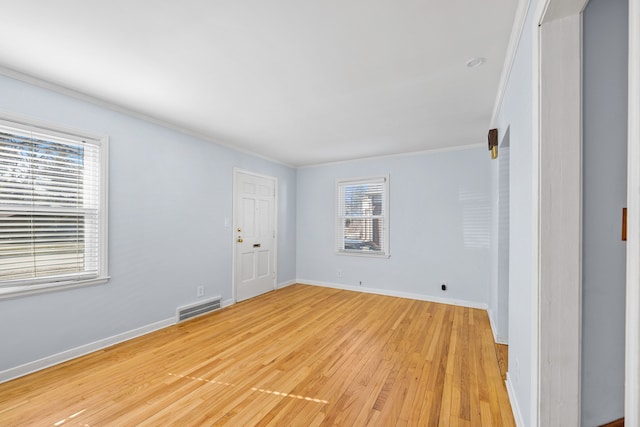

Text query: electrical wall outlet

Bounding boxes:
[440,281,448,291]
[337,269,343,278]
[197,286,205,297]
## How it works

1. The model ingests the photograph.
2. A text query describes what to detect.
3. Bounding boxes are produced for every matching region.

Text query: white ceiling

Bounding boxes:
[0,1,518,166]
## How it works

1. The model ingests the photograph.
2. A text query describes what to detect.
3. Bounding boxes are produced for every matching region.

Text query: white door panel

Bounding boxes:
[234,171,276,302]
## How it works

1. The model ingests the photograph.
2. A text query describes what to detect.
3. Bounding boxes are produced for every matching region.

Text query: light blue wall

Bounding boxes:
[296,147,491,306]
[0,74,296,372]
[582,0,628,424]
[494,0,536,424]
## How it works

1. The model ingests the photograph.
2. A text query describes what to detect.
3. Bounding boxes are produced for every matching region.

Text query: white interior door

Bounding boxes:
[233,170,276,302]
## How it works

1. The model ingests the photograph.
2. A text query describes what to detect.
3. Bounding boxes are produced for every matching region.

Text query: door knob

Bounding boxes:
[237,236,243,243]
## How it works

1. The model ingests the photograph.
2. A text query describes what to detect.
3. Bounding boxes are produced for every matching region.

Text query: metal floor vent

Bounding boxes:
[177,297,221,322]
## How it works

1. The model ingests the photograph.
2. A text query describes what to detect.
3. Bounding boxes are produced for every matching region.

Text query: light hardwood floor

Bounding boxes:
[0,284,514,426]
[494,344,508,382]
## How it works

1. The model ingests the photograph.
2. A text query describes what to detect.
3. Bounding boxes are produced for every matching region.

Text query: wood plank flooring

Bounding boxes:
[600,418,625,427]
[494,344,508,382]
[0,284,514,426]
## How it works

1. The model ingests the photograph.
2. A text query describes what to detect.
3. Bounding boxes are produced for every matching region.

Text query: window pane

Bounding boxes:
[337,176,389,256]
[0,133,99,209]
[342,218,384,252]
[342,183,384,216]
[0,120,104,289]
[0,212,99,280]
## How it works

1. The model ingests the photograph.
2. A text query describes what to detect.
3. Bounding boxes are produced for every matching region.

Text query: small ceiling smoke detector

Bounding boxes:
[466,57,486,68]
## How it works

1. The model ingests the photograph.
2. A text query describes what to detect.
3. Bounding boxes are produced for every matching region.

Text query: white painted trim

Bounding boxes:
[230,169,239,304]
[276,280,296,289]
[101,135,110,286]
[535,0,553,25]
[488,308,508,345]
[533,0,587,424]
[506,373,525,427]
[0,317,174,384]
[490,0,532,127]
[334,251,391,259]
[221,298,235,309]
[535,8,584,426]
[232,167,279,182]
[531,4,544,426]
[0,277,109,300]
[298,143,485,169]
[488,307,498,341]
[540,0,587,23]
[626,0,640,422]
[0,108,105,141]
[296,279,489,310]
[0,66,296,169]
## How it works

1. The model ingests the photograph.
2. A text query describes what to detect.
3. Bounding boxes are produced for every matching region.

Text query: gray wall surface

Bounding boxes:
[582,0,628,424]
[0,74,297,373]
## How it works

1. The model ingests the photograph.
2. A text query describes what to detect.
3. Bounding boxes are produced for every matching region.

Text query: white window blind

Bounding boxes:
[0,118,108,295]
[336,176,389,257]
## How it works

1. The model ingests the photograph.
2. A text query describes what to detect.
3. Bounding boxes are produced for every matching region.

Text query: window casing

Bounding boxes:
[336,175,389,257]
[0,116,108,298]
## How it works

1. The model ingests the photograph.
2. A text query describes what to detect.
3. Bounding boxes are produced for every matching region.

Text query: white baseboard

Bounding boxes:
[296,279,488,310]
[488,308,509,345]
[506,373,524,427]
[0,317,174,384]
[277,279,296,289]
[221,298,235,308]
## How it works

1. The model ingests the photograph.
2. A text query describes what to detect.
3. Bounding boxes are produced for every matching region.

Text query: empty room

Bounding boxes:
[0,0,639,426]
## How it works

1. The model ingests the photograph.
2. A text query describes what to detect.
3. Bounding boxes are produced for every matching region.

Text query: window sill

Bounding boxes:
[0,276,110,300]
[336,251,391,259]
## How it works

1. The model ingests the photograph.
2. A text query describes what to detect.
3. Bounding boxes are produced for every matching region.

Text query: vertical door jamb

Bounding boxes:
[534,0,586,424]
[626,0,640,421]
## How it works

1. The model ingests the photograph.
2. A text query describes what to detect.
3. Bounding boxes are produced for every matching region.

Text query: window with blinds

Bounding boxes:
[0,117,108,297]
[336,176,389,257]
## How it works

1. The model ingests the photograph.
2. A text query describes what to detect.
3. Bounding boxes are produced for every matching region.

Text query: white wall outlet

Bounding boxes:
[337,269,343,277]
[197,286,205,297]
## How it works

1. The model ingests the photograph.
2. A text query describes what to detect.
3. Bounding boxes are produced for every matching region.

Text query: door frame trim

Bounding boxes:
[532,0,587,424]
[626,0,640,422]
[232,167,278,303]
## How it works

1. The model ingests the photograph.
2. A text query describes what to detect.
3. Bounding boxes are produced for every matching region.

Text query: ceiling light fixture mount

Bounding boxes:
[466,57,486,68]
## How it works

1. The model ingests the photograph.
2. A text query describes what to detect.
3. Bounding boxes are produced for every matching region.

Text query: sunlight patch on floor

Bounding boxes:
[168,373,328,404]
[54,409,86,426]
